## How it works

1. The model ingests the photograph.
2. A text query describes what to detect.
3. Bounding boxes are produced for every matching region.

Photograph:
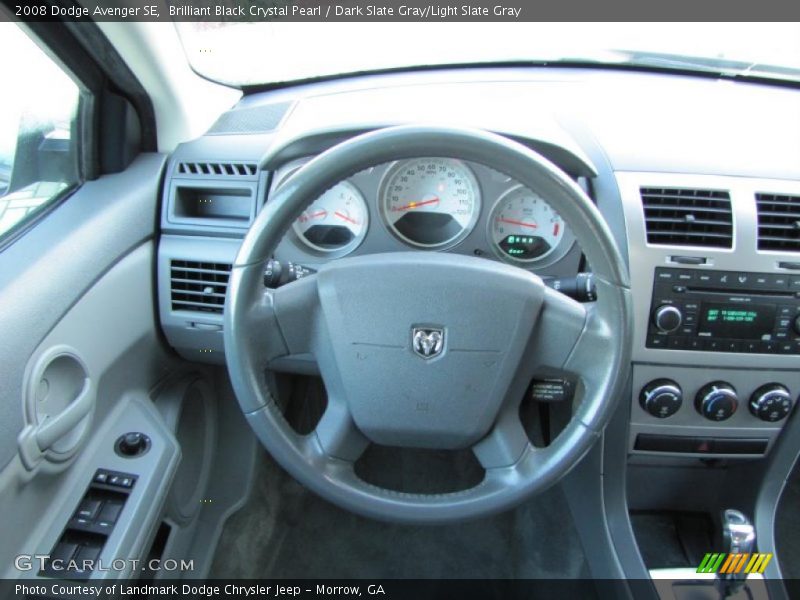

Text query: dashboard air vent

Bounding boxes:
[176,161,257,178]
[641,187,733,248]
[756,193,800,252]
[170,260,231,314]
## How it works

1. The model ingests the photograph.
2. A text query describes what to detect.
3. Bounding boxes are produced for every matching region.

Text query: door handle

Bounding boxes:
[18,349,94,470]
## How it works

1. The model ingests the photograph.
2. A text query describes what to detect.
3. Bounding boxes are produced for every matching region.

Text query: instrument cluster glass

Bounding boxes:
[379,158,481,249]
[291,181,368,255]
[280,157,573,266]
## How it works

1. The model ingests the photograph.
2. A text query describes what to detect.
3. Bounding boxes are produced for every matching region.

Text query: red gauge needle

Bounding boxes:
[392,197,440,211]
[298,210,327,223]
[496,218,537,229]
[334,211,358,225]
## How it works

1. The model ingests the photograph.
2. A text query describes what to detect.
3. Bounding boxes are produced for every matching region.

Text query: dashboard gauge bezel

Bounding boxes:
[486,184,575,267]
[378,157,482,251]
[274,162,370,259]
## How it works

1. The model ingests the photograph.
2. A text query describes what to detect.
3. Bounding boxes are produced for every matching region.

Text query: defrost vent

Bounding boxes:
[175,161,257,178]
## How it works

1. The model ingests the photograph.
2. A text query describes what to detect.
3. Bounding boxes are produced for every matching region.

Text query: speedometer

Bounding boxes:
[380,158,480,249]
[489,185,569,263]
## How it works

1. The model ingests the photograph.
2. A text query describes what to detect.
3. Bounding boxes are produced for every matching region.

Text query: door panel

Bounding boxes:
[0,154,187,577]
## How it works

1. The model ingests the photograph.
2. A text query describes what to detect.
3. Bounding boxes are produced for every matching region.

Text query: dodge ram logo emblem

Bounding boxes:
[412,327,444,359]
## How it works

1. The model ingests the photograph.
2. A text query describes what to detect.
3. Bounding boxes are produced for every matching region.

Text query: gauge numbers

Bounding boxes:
[292,181,368,255]
[380,158,481,249]
[490,185,567,263]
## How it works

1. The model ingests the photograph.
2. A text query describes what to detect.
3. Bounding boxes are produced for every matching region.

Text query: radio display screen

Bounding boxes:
[698,303,776,340]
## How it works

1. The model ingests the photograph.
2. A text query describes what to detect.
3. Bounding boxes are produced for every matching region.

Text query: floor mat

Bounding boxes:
[209,449,590,580]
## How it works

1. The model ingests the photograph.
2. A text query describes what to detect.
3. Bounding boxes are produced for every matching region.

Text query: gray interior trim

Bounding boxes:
[0,153,166,470]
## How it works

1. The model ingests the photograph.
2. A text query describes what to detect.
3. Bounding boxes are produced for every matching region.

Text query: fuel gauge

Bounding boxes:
[489,185,569,264]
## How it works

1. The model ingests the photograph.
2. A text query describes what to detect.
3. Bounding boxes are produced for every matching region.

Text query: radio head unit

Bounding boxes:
[647,268,800,354]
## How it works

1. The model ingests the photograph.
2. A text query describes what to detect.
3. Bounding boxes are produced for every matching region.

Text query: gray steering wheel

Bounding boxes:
[224,126,631,523]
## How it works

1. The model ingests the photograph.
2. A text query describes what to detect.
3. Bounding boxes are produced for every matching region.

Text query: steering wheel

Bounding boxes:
[224,126,631,523]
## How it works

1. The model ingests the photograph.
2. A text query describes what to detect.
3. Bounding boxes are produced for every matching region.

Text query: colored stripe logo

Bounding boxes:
[696,552,772,574]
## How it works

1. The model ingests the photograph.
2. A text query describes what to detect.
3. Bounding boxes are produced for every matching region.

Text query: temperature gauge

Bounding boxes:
[489,186,569,264]
[292,181,368,256]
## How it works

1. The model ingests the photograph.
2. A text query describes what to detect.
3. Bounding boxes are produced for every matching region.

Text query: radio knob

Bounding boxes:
[653,305,683,333]
[750,384,794,422]
[793,314,800,335]
[640,379,683,418]
[696,382,738,421]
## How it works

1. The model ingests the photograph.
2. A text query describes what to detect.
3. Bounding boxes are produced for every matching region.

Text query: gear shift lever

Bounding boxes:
[715,509,756,598]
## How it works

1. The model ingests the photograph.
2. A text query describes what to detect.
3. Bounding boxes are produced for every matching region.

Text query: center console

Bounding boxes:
[617,172,800,461]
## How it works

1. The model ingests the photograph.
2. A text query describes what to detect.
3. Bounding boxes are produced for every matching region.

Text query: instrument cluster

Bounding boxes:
[271,156,575,268]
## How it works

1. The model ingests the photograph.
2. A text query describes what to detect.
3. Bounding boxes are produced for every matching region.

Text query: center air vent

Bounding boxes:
[641,187,733,248]
[756,193,800,252]
[176,161,257,178]
[170,260,231,314]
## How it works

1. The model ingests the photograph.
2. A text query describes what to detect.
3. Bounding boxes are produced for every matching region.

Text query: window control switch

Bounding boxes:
[97,501,123,525]
[75,498,102,520]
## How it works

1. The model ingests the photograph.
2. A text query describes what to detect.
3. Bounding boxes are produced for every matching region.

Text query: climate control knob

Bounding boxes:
[640,379,683,418]
[653,305,683,333]
[750,384,794,422]
[695,382,738,421]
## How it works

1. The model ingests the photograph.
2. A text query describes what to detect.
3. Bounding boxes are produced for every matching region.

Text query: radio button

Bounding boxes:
[743,341,760,353]
[687,339,704,351]
[777,342,794,354]
[697,272,714,284]
[760,341,778,353]
[684,314,697,325]
[713,272,733,287]
[733,273,751,286]
[655,269,677,282]
[772,275,790,288]
[647,334,667,348]
[653,305,683,333]
[668,337,687,349]
[789,276,800,291]
[676,270,695,283]
[722,341,740,352]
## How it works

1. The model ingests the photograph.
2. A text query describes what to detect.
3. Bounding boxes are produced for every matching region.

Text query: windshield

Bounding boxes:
[175,22,800,87]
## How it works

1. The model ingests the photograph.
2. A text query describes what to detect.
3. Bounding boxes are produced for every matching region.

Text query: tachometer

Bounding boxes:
[489,185,568,263]
[292,181,368,255]
[380,158,480,249]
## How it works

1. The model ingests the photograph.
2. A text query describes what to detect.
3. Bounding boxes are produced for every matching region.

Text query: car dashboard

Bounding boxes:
[157,65,800,464]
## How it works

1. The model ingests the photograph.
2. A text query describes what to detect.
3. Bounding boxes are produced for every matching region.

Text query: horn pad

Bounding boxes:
[315,252,546,448]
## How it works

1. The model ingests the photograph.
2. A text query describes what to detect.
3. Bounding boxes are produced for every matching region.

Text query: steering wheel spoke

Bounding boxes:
[472,402,531,470]
[271,274,321,356]
[312,394,370,462]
